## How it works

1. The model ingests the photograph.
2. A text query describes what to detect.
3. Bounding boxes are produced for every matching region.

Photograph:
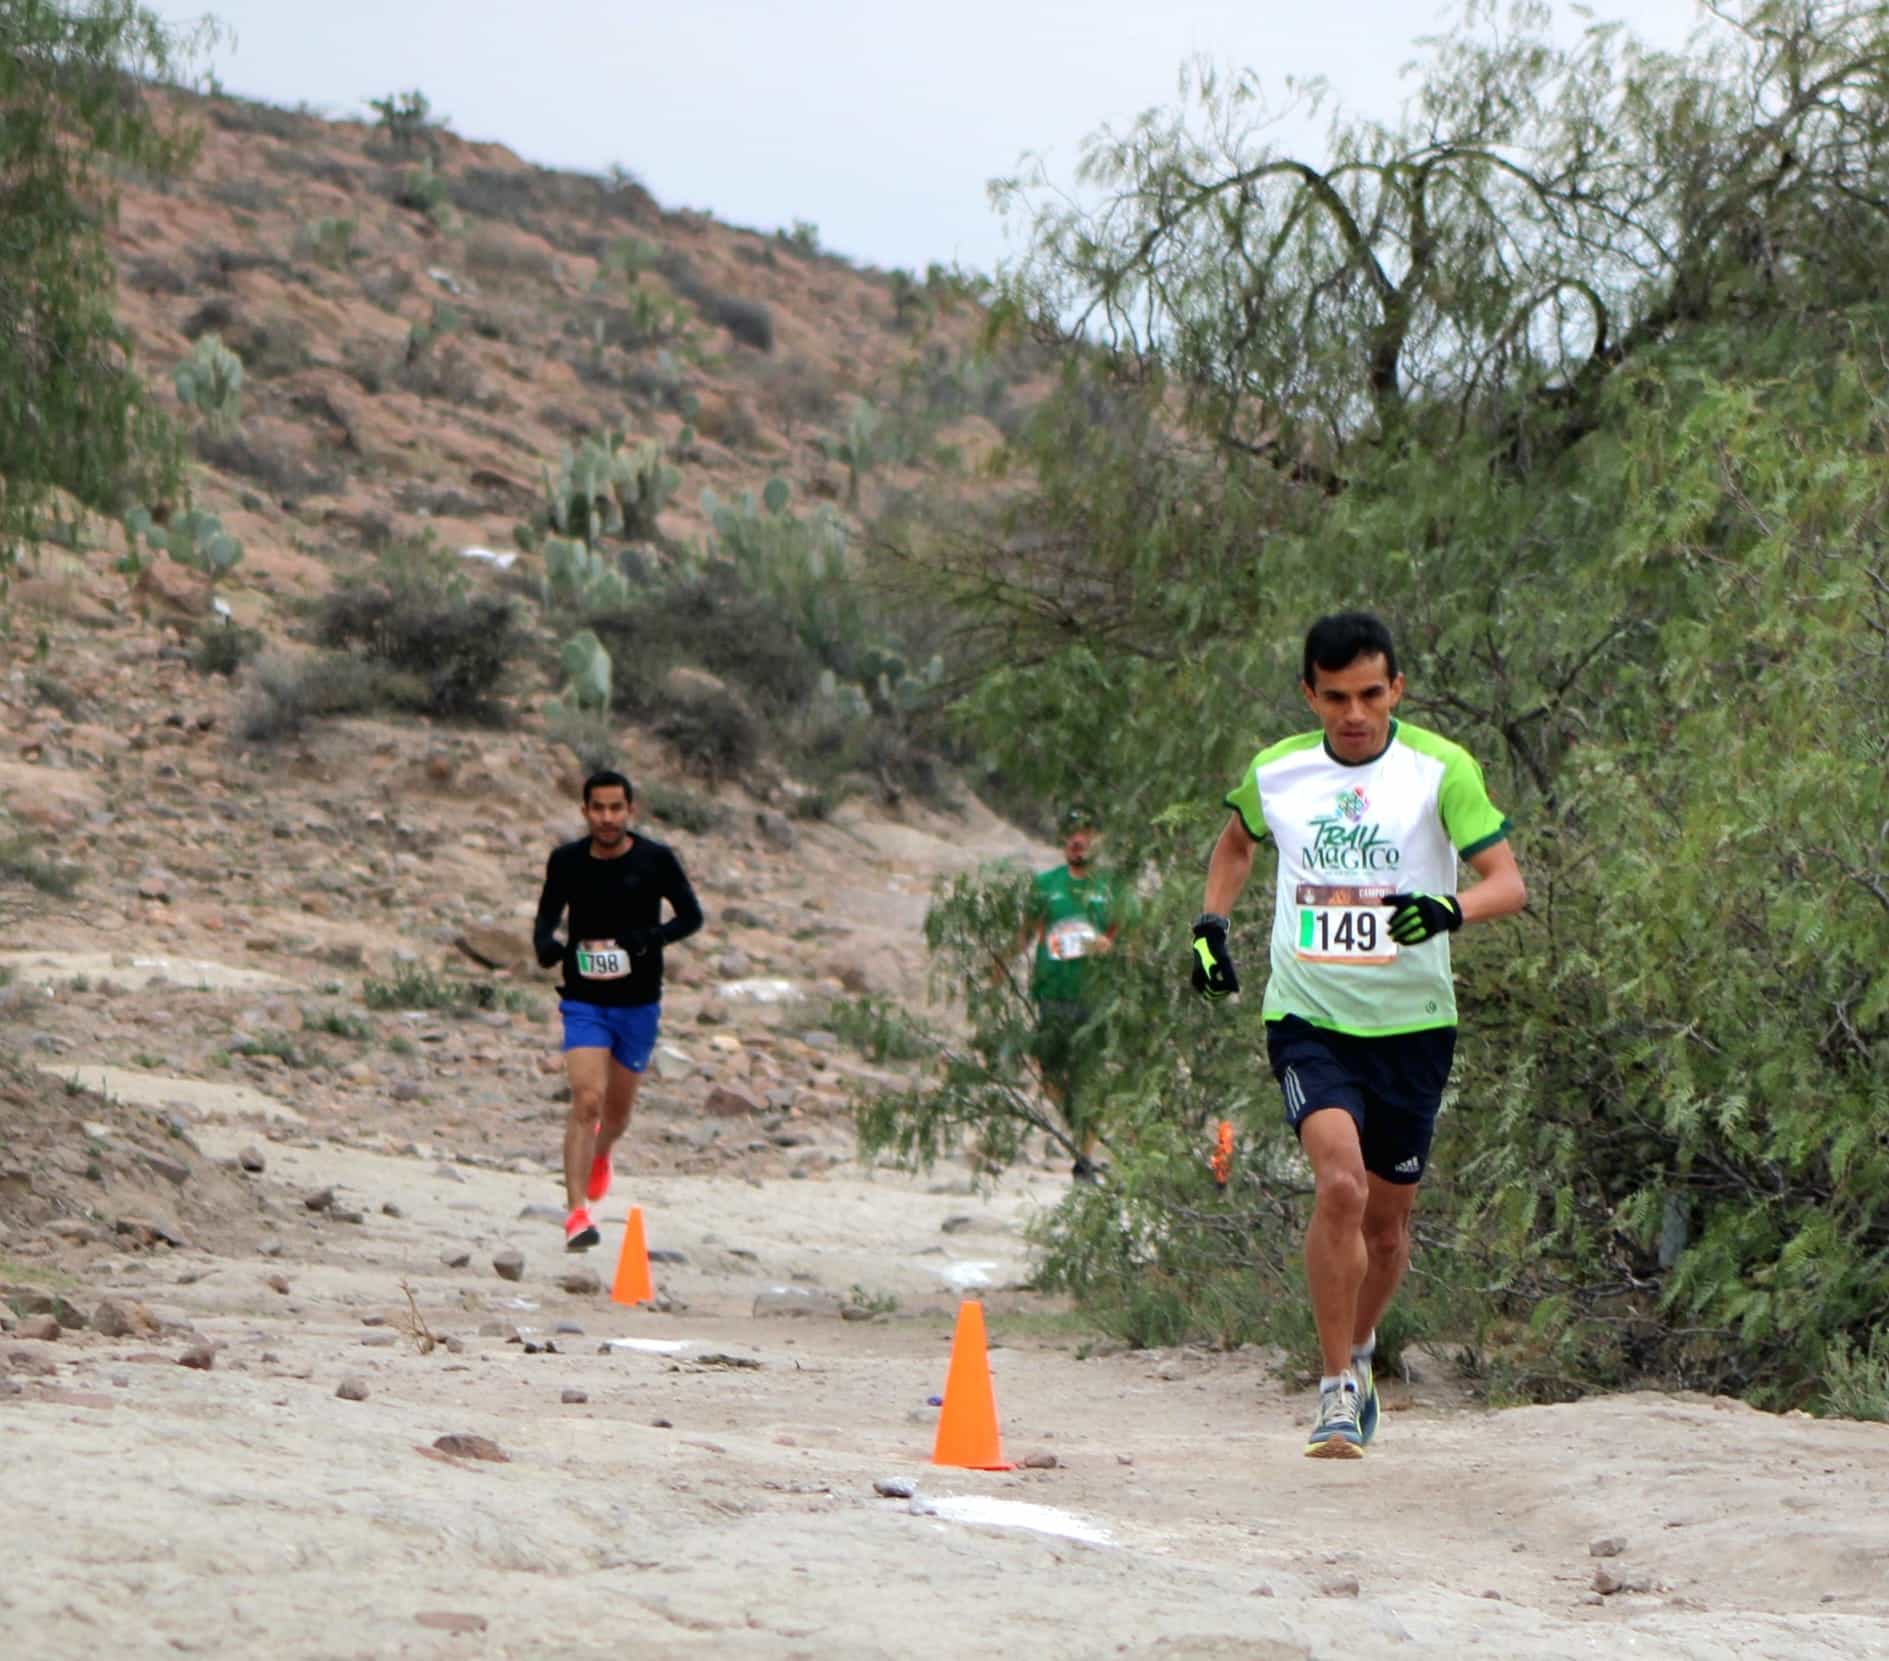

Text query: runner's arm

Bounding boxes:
[531,853,567,968]
[1457,840,1527,924]
[1202,813,1259,918]
[653,850,704,946]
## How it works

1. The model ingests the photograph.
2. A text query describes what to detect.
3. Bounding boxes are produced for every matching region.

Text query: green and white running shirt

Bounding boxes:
[1223,719,1511,1036]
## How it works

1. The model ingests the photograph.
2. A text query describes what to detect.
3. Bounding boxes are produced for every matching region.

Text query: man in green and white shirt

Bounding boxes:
[1190,612,1527,1458]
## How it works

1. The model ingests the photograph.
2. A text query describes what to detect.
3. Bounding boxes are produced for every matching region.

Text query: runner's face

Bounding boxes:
[1303,654,1404,762]
[583,786,633,845]
[1063,827,1097,871]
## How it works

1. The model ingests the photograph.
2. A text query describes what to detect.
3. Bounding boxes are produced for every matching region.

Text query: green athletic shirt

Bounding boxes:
[1027,865,1122,1003]
[1223,719,1511,1036]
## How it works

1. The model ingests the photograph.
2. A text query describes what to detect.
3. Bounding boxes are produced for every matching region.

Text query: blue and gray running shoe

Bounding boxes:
[1354,1353,1379,1445]
[1305,1375,1365,1459]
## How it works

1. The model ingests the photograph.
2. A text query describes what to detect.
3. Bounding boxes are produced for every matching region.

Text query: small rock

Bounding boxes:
[1592,1565,1654,1595]
[361,1332,397,1348]
[330,1209,366,1226]
[440,1248,471,1268]
[1589,1535,1627,1558]
[704,1085,760,1118]
[557,1269,602,1296]
[92,1298,161,1338]
[415,1612,486,1634]
[516,1203,563,1220]
[381,1202,404,1218]
[1018,1450,1059,1469]
[16,1315,60,1342]
[262,1275,290,1296]
[873,1477,917,1499]
[553,1321,584,1335]
[177,1343,215,1371]
[907,1494,939,1518]
[752,1286,843,1319]
[237,1147,266,1173]
[560,1388,588,1405]
[648,1248,687,1265]
[335,1377,369,1401]
[651,1417,673,1429]
[433,1433,508,1462]
[493,1249,525,1282]
[1321,1575,1361,1599]
[940,1215,975,1234]
[258,1239,285,1258]
[303,1186,336,1212]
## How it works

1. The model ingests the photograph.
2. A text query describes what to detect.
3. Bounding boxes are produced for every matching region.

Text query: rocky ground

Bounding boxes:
[5,645,1889,1660]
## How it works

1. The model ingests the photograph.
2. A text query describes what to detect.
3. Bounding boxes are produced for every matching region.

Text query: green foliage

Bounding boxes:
[301,215,357,269]
[541,536,631,611]
[171,334,244,433]
[369,89,436,154]
[639,785,728,835]
[1821,1331,1889,1422]
[311,538,524,721]
[823,996,933,1063]
[780,219,820,257]
[870,2,1889,1397]
[0,834,79,897]
[190,619,261,677]
[391,157,455,230]
[362,964,525,1014]
[122,505,243,577]
[0,0,203,603]
[818,399,885,507]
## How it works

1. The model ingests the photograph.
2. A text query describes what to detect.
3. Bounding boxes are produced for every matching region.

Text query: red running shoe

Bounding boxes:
[586,1148,612,1204]
[564,1206,600,1252]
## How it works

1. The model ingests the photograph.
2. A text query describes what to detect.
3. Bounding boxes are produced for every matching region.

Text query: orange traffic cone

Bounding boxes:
[611,1205,653,1305]
[1211,1119,1234,1188]
[931,1299,1014,1470]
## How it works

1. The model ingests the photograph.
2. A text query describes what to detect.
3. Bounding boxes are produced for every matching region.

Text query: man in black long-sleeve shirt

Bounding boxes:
[533,768,704,1250]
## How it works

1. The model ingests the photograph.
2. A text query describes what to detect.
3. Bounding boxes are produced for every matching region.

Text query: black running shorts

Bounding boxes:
[1264,1014,1457,1185]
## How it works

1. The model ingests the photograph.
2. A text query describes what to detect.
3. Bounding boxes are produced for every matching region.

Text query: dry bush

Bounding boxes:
[464,228,558,285]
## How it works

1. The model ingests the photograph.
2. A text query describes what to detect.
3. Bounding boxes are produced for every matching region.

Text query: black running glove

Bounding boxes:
[536,936,564,970]
[1381,892,1463,945]
[623,928,662,956]
[1190,915,1239,1001]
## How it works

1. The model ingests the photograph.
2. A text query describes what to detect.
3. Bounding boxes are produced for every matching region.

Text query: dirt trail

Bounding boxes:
[5,1109,1888,1660]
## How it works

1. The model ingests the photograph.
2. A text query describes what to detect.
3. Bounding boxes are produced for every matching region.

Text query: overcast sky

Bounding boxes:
[169,0,1711,276]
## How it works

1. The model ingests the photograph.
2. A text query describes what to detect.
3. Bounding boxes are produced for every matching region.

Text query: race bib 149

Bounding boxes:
[1294,884,1398,965]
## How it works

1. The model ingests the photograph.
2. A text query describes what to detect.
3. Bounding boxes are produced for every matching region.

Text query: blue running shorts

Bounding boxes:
[559,999,660,1073]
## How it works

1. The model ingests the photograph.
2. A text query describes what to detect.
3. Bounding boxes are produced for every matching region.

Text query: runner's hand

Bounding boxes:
[536,937,564,969]
[624,928,661,956]
[1190,917,1239,1001]
[1381,892,1463,945]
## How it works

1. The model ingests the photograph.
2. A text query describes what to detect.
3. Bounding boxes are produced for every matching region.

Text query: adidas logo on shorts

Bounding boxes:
[1393,1155,1422,1176]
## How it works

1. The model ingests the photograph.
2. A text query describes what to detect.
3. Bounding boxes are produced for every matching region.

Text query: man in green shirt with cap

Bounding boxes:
[1022,806,1126,1182]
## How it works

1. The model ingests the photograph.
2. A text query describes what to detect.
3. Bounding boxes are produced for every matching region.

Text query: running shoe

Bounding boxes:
[586,1137,612,1204]
[564,1206,600,1252]
[1305,1374,1365,1459]
[1354,1353,1380,1445]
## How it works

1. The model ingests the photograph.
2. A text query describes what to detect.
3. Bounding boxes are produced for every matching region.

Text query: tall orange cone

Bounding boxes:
[931,1299,1014,1470]
[610,1205,653,1305]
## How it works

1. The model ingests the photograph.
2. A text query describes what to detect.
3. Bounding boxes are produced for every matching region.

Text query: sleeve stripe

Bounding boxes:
[1459,820,1513,859]
[1222,792,1268,842]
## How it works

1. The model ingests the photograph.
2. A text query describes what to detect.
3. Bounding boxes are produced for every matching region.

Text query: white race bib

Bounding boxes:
[575,941,631,980]
[1293,885,1398,965]
[1045,918,1099,961]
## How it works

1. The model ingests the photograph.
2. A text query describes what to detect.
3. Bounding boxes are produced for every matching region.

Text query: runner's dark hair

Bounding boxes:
[1303,611,1399,685]
[582,768,634,805]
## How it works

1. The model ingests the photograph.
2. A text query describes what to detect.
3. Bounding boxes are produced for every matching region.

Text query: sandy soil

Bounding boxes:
[5,1075,1888,1661]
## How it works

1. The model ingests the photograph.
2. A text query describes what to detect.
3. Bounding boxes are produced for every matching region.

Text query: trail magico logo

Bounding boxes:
[1306,785,1401,872]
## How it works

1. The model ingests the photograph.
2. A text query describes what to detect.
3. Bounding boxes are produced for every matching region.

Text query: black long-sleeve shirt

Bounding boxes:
[531,834,704,1007]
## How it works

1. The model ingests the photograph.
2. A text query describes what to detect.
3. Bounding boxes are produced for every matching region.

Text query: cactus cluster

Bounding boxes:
[543,431,680,546]
[122,505,244,578]
[172,334,244,434]
[546,629,613,718]
[541,535,630,611]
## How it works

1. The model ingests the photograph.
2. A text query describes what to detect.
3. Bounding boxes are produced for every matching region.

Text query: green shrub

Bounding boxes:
[0,836,79,897]
[314,569,523,722]
[363,964,527,1013]
[190,620,261,677]
[1822,1332,1889,1422]
[639,785,728,834]
[545,705,620,775]
[368,89,436,154]
[652,681,759,782]
[390,158,455,230]
[235,652,407,744]
[824,996,933,1063]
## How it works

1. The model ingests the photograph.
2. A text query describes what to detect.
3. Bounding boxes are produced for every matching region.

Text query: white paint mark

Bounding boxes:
[939,1260,997,1290]
[924,1495,1113,1546]
[605,1338,693,1355]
